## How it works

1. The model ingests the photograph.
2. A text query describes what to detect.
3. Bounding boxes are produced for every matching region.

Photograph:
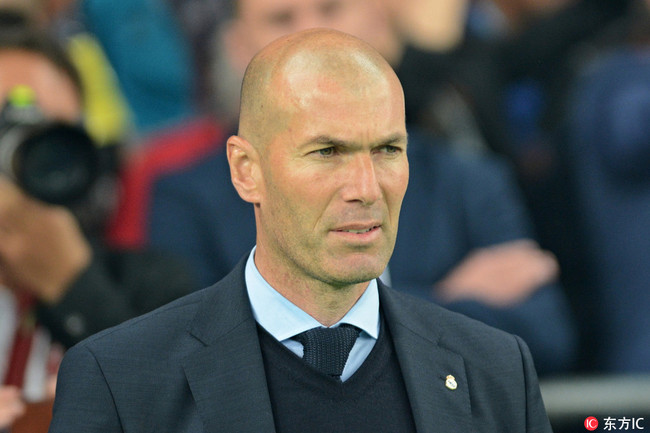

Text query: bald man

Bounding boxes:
[49,29,552,433]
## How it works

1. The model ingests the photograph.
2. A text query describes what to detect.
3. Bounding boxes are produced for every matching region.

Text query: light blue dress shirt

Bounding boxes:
[245,248,380,382]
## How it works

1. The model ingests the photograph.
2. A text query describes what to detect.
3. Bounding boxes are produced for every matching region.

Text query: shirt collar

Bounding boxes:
[245,248,380,342]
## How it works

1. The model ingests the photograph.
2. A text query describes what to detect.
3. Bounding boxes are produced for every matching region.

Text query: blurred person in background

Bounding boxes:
[46,0,198,137]
[12,0,207,145]
[0,9,194,431]
[1,0,134,146]
[563,0,650,373]
[107,0,578,377]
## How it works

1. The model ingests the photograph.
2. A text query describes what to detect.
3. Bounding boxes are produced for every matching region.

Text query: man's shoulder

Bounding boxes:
[382,285,524,359]
[72,286,208,356]
[71,259,248,356]
[385,285,508,333]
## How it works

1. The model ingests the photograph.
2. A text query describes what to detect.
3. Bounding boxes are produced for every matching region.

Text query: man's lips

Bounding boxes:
[332,223,382,234]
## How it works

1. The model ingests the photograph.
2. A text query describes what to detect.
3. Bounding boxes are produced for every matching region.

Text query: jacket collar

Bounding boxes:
[182,257,277,432]
[379,281,473,433]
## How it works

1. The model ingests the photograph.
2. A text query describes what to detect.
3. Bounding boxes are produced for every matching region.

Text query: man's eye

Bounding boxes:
[317,147,335,157]
[378,145,400,154]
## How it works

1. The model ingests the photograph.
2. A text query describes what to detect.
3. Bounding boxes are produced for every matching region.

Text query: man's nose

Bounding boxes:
[342,154,382,205]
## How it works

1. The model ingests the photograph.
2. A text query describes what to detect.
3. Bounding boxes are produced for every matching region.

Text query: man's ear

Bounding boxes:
[227,135,262,204]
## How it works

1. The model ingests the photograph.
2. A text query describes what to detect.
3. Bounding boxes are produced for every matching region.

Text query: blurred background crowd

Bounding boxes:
[0,0,648,431]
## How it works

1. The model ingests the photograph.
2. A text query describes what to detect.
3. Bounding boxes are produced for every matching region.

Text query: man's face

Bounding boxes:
[254,59,409,287]
[0,49,81,121]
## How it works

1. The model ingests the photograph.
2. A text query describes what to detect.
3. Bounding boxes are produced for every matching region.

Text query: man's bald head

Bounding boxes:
[238,28,403,151]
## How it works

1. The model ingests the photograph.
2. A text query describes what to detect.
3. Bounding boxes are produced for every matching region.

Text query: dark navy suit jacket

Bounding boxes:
[49,258,552,432]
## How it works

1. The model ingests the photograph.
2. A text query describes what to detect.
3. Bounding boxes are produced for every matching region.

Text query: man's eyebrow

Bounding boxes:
[308,135,348,147]
[304,133,407,148]
[377,133,408,147]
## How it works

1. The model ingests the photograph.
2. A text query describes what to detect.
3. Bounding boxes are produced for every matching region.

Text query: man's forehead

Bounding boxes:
[281,47,383,77]
[239,28,404,143]
[272,46,387,96]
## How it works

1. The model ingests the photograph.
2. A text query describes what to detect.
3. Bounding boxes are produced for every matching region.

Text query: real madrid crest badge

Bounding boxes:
[445,374,457,390]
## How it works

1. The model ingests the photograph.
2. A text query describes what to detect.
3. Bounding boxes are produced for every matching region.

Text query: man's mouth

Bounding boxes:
[334,225,380,234]
[339,227,375,234]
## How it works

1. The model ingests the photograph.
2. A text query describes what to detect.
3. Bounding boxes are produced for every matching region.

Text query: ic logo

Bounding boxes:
[585,416,599,431]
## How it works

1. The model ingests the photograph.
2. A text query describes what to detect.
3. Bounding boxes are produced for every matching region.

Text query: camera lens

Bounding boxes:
[15,123,100,205]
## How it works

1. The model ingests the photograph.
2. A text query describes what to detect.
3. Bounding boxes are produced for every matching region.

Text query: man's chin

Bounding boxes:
[321,257,387,287]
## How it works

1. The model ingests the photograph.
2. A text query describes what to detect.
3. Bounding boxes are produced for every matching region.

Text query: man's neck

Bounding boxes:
[254,254,370,327]
[285,282,369,327]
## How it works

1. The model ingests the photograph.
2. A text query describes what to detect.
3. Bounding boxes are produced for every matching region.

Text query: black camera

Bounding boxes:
[0,85,101,205]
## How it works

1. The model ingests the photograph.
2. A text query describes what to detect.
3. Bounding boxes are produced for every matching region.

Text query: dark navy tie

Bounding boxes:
[294,324,361,379]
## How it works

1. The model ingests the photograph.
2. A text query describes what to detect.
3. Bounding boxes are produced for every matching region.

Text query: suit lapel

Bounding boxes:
[179,262,475,432]
[379,284,473,433]
[182,259,276,432]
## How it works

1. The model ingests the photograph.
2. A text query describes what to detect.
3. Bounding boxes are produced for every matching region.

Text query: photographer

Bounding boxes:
[0,9,195,430]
